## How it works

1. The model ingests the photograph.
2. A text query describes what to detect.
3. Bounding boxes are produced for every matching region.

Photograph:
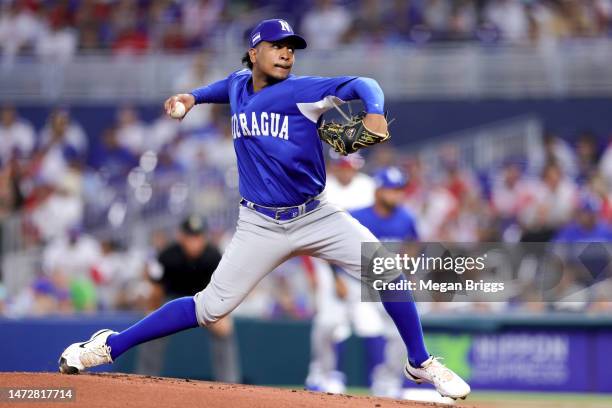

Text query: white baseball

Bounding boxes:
[170,101,186,119]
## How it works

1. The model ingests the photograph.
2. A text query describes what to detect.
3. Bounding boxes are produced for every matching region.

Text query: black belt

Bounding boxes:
[240,197,321,220]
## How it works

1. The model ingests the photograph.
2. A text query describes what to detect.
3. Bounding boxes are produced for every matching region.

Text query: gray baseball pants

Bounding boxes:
[194,192,380,326]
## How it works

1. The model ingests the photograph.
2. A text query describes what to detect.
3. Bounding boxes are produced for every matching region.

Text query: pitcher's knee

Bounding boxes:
[193,287,235,327]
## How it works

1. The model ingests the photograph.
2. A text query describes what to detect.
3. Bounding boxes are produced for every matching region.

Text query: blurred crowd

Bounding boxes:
[1,0,612,64]
[0,52,229,239]
[1,88,612,316]
[0,52,235,316]
[1,5,612,315]
[396,130,612,244]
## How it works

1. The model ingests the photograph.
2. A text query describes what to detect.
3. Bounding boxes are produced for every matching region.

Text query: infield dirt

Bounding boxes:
[0,372,467,408]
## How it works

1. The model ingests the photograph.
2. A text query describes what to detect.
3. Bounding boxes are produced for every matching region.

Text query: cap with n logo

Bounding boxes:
[249,19,307,49]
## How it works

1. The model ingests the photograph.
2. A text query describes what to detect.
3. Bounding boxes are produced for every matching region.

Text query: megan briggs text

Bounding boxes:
[372,279,505,293]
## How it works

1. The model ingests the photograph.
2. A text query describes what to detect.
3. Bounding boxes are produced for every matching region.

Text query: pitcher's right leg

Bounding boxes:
[60,207,292,374]
[194,207,293,325]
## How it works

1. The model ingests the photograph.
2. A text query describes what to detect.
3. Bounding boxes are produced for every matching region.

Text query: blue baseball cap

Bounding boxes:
[249,19,307,49]
[374,167,408,189]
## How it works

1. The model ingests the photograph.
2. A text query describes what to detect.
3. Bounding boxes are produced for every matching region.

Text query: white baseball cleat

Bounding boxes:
[404,356,471,400]
[324,370,347,394]
[59,329,117,374]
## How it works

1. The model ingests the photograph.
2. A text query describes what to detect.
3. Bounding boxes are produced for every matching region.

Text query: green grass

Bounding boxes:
[466,391,612,402]
[464,391,612,408]
[285,386,612,407]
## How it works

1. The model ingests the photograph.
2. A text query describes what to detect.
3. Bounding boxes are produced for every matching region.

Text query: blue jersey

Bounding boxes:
[190,70,384,207]
[350,206,419,242]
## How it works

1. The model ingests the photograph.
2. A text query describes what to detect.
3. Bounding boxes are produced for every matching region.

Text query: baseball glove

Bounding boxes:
[318,111,391,156]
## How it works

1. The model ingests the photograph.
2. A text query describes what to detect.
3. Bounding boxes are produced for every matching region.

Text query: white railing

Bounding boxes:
[2,39,612,101]
[414,115,543,175]
[0,168,242,295]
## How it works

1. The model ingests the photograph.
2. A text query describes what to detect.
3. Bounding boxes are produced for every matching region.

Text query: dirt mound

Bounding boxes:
[0,372,461,408]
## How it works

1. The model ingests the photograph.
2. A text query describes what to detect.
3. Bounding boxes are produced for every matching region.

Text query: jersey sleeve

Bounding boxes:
[190,74,232,104]
[293,76,360,103]
[294,76,385,121]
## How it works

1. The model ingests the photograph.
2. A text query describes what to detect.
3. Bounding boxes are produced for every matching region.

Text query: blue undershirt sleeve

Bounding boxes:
[190,77,230,104]
[335,77,385,114]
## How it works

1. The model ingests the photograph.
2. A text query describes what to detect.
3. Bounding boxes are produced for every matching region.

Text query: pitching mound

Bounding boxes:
[0,372,460,408]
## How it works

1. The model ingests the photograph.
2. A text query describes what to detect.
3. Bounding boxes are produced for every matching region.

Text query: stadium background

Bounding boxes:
[1,0,612,403]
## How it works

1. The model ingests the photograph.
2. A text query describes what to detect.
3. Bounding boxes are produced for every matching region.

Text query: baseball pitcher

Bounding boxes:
[59,19,470,400]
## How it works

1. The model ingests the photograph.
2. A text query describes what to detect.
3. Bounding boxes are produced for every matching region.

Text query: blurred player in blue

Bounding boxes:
[58,18,470,400]
[555,198,612,242]
[351,167,419,242]
[307,166,420,395]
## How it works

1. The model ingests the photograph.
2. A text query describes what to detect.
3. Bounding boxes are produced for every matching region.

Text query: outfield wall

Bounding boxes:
[2,314,611,393]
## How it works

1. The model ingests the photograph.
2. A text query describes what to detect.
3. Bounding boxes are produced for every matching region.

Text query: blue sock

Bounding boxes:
[380,276,429,367]
[107,296,199,360]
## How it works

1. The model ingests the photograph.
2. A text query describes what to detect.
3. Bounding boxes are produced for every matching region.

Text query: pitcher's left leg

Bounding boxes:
[293,207,430,365]
[293,206,470,399]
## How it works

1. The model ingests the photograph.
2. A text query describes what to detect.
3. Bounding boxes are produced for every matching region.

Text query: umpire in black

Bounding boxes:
[137,215,241,382]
